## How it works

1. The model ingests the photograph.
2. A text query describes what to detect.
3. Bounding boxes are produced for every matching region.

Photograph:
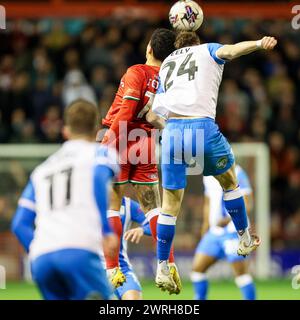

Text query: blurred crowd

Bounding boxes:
[0,17,299,248]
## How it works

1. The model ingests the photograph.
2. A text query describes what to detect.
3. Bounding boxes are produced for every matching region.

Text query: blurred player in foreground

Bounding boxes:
[12,100,119,300]
[152,31,277,293]
[191,165,256,300]
[101,28,181,293]
[107,197,152,300]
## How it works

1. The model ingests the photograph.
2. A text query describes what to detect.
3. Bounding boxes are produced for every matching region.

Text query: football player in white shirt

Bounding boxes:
[12,100,119,300]
[152,31,277,293]
[109,196,152,300]
[191,165,256,300]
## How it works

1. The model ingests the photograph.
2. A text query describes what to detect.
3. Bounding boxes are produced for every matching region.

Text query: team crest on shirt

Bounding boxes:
[216,156,228,170]
[148,173,158,180]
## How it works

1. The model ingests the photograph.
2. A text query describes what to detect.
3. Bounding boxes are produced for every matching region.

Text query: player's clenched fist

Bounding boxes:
[259,36,277,50]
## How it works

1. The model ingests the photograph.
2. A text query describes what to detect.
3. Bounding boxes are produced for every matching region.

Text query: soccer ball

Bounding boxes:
[169,0,204,32]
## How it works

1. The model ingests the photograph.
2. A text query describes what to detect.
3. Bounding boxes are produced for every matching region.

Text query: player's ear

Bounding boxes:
[62,125,71,140]
[146,42,153,56]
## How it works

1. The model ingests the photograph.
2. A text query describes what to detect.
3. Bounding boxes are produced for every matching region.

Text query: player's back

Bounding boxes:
[29,140,115,260]
[153,44,225,119]
[102,64,160,132]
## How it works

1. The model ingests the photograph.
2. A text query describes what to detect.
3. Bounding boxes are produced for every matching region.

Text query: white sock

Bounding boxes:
[238,228,251,246]
[157,260,169,273]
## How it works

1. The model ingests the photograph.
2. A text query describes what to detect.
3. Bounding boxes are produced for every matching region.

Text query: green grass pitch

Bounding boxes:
[0,279,299,300]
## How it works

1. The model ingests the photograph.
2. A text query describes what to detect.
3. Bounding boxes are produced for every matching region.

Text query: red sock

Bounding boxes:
[103,215,122,269]
[149,213,175,263]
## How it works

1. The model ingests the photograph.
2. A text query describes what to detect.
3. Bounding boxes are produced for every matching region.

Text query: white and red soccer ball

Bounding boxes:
[169,0,204,32]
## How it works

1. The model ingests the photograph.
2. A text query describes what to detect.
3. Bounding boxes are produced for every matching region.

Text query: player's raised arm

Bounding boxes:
[103,66,145,144]
[216,36,277,60]
[11,180,36,252]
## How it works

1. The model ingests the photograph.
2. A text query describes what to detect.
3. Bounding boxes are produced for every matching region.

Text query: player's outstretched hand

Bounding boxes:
[124,227,144,244]
[103,233,119,259]
[260,36,277,50]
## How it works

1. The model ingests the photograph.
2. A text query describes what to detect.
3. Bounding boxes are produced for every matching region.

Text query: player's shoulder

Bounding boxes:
[30,146,62,180]
[127,64,147,75]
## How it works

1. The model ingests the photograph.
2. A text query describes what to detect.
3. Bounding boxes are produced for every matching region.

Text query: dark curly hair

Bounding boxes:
[150,28,176,62]
[175,31,201,49]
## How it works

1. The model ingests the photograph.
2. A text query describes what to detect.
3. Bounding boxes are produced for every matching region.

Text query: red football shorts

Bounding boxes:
[114,135,159,185]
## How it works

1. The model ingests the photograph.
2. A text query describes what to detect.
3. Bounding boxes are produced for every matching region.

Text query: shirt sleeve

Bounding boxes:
[93,165,114,236]
[128,199,152,236]
[12,179,37,252]
[207,43,226,65]
[123,66,145,101]
[95,145,119,178]
[104,67,146,142]
[18,179,36,212]
[129,199,146,224]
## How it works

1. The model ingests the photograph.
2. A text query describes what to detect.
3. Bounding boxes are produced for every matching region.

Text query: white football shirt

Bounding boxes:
[152,43,225,119]
[25,140,119,260]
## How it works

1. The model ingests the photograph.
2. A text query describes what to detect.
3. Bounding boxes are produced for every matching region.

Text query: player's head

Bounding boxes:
[63,99,99,140]
[146,28,176,62]
[175,31,200,49]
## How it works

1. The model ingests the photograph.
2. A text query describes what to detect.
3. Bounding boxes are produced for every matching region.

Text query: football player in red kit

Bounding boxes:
[101,28,181,294]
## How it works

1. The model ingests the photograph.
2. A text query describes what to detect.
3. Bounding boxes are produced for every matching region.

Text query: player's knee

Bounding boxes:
[216,169,238,191]
[162,202,180,216]
[192,258,205,273]
[192,263,202,273]
[135,185,160,212]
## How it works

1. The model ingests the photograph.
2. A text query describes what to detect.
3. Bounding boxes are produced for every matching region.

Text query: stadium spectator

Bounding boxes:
[62,70,97,107]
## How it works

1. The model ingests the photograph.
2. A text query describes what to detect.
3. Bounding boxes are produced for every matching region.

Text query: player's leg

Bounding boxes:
[231,260,256,300]
[115,271,142,300]
[57,249,113,300]
[214,165,260,256]
[133,183,176,265]
[223,232,256,300]
[103,166,129,288]
[155,120,188,293]
[31,252,69,300]
[204,120,260,256]
[130,132,181,293]
[191,231,223,300]
[134,184,182,294]
[155,187,185,293]
[191,254,216,300]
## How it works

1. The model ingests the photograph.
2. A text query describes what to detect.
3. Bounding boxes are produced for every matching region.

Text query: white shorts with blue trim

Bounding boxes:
[195,229,245,263]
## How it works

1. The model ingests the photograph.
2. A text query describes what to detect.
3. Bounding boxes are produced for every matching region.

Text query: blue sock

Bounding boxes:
[223,187,248,231]
[235,274,256,300]
[157,213,176,261]
[191,272,208,300]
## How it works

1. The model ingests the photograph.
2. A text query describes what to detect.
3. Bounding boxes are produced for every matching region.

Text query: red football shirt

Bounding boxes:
[102,64,160,135]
